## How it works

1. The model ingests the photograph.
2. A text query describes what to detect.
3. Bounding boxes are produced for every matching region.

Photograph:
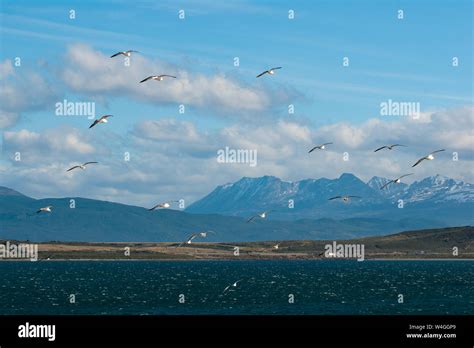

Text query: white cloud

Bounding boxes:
[0,59,59,129]
[2,107,472,206]
[59,43,284,114]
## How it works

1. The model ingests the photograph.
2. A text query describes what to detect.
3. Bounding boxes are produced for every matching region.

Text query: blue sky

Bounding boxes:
[0,0,472,206]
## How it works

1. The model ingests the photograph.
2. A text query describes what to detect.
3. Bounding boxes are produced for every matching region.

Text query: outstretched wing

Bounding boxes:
[67,166,80,172]
[398,173,414,180]
[256,70,268,78]
[140,76,154,83]
[374,146,387,152]
[380,181,393,190]
[412,157,426,167]
[271,67,282,71]
[110,52,122,58]
[247,215,257,223]
[89,120,99,129]
[328,196,342,200]
[308,145,319,153]
[431,149,445,155]
[83,161,98,166]
[160,75,176,79]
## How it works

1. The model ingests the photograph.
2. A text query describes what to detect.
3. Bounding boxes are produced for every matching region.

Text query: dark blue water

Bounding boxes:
[0,260,472,315]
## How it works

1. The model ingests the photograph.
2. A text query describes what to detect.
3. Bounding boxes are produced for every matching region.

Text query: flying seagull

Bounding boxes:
[273,243,280,250]
[36,205,53,214]
[110,50,139,58]
[89,115,113,129]
[148,201,178,211]
[66,162,98,172]
[328,195,361,203]
[256,67,282,78]
[140,75,176,83]
[309,142,333,153]
[380,173,414,190]
[374,144,406,152]
[412,149,445,167]
[247,210,273,223]
[178,230,216,247]
[223,279,243,294]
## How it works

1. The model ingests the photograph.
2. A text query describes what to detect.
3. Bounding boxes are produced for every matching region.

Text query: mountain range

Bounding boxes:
[0,173,472,242]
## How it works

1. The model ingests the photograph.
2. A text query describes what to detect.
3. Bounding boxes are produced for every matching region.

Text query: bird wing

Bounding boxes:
[187,233,198,243]
[148,204,161,211]
[328,196,342,200]
[223,285,231,293]
[247,215,257,223]
[348,195,361,198]
[374,146,387,152]
[380,181,394,190]
[83,161,98,166]
[271,67,282,70]
[398,173,414,180]
[140,76,154,83]
[322,142,333,146]
[412,157,426,167]
[256,71,269,78]
[100,115,113,120]
[110,52,122,58]
[67,166,80,172]
[36,209,42,213]
[308,146,319,153]
[89,120,99,128]
[160,75,176,78]
[431,149,446,155]
[392,144,406,148]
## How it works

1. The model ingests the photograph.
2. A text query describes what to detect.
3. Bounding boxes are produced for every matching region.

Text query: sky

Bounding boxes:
[0,0,472,207]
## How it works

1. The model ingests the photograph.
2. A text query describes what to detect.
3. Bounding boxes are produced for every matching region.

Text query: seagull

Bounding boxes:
[223,279,242,293]
[374,144,406,152]
[412,149,445,167]
[273,243,280,250]
[256,67,282,78]
[148,201,178,211]
[89,115,113,129]
[380,173,414,190]
[140,75,176,83]
[328,195,361,203]
[110,50,139,58]
[66,162,98,172]
[36,205,53,214]
[178,230,216,247]
[247,210,273,223]
[308,143,333,153]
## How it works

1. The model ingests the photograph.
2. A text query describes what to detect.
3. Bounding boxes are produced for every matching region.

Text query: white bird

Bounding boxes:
[66,162,98,172]
[110,50,139,58]
[309,142,333,153]
[374,144,406,152]
[148,201,178,211]
[256,67,282,78]
[380,173,414,190]
[412,149,445,167]
[89,115,113,129]
[223,279,242,293]
[273,243,280,250]
[140,75,176,83]
[328,195,361,203]
[178,230,216,246]
[36,205,53,214]
[247,210,273,223]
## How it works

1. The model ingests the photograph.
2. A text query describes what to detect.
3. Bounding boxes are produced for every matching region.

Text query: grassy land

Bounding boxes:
[1,226,473,260]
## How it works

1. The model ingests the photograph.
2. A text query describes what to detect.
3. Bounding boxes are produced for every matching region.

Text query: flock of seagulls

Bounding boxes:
[31,49,449,257]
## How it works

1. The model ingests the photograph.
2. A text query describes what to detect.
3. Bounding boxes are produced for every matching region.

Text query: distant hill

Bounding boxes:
[7,226,472,260]
[0,185,459,242]
[186,173,474,226]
